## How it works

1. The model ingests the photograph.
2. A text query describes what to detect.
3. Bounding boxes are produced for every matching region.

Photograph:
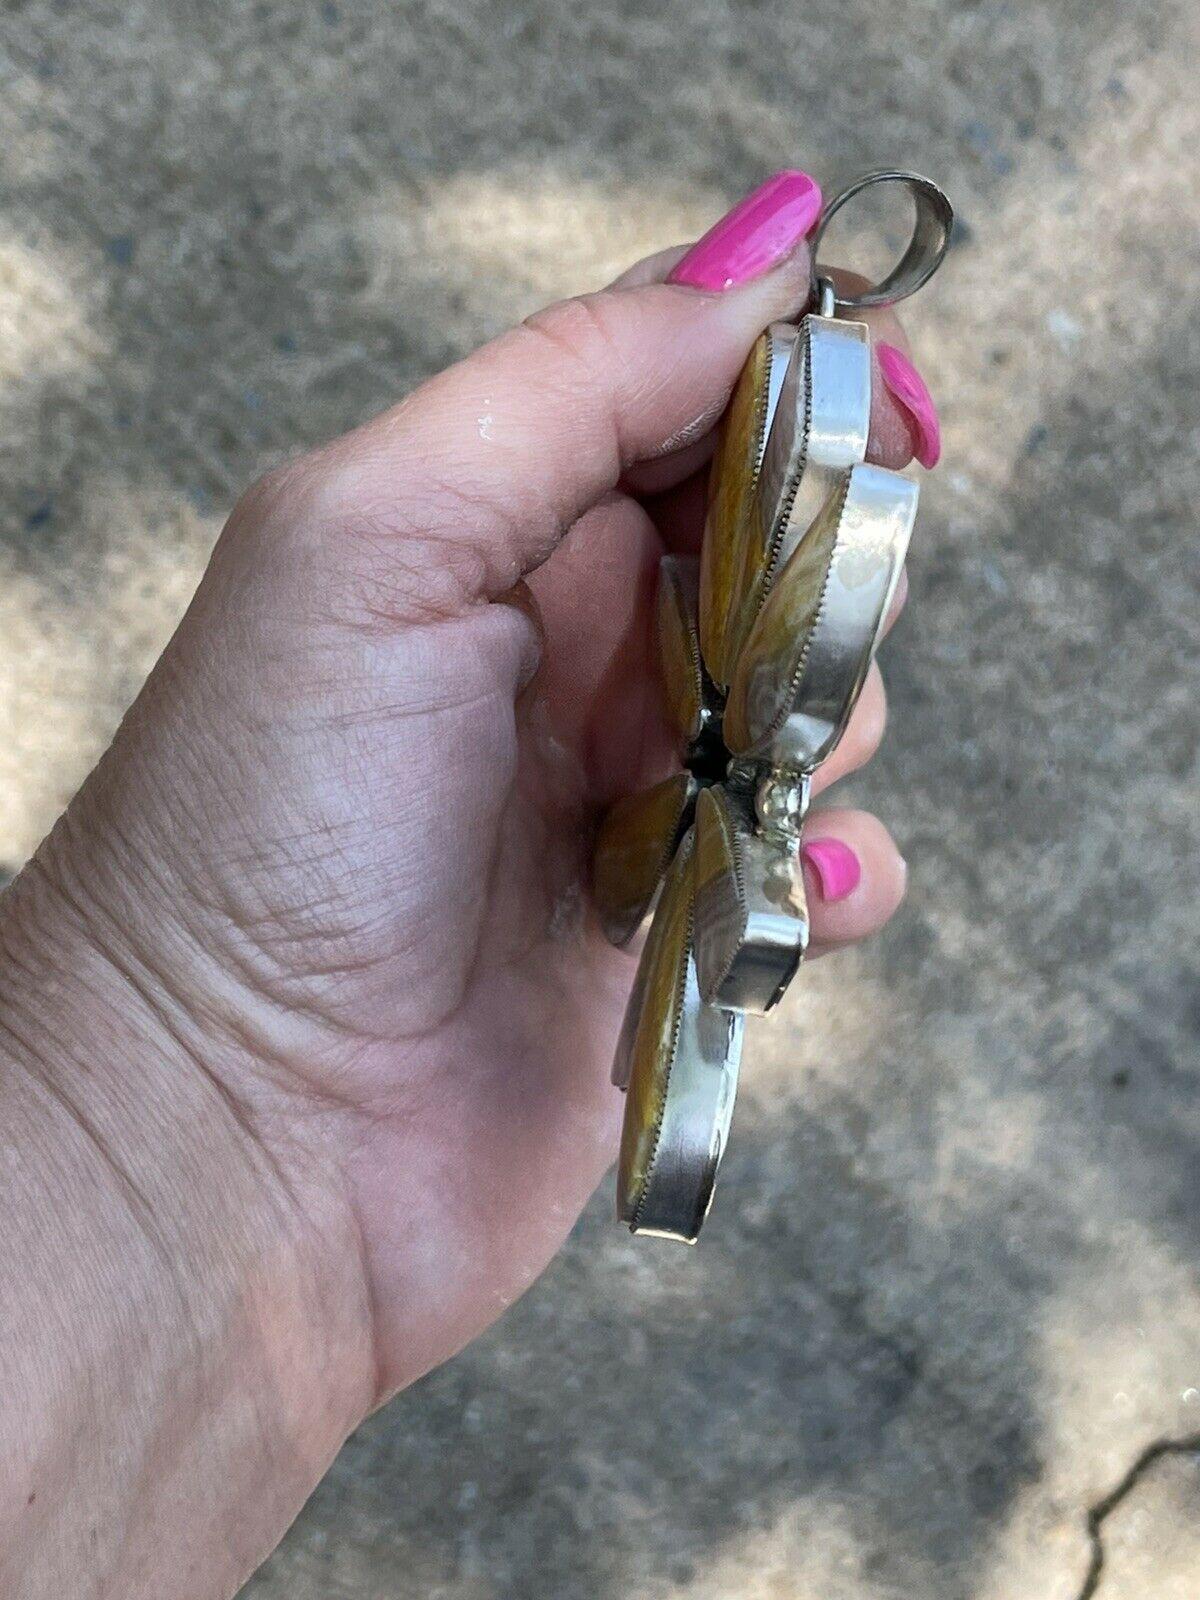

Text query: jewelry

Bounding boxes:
[593,170,954,1242]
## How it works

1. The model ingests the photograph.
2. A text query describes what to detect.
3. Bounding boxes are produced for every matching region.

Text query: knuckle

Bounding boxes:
[227,427,536,628]
[338,518,493,629]
[519,291,627,475]
[227,444,343,551]
[229,443,505,627]
[522,290,625,387]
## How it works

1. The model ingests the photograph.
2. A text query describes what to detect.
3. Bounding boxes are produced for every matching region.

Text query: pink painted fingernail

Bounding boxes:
[877,343,941,469]
[801,839,862,903]
[668,170,823,292]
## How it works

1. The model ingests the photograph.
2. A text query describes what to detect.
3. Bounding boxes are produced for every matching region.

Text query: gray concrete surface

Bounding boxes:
[2,1,1199,1595]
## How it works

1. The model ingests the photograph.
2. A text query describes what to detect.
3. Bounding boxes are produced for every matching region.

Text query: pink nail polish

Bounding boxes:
[801,839,862,903]
[877,343,941,469]
[668,170,823,292]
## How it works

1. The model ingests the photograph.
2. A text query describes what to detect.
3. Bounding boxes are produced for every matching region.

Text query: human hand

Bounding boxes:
[4,170,938,1460]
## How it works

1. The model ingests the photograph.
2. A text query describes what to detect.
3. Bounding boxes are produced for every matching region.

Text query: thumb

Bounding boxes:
[287,171,823,617]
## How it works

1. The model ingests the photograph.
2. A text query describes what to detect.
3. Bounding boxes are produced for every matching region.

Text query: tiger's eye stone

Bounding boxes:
[713,317,875,708]
[591,772,698,948]
[722,480,845,757]
[692,782,747,998]
[715,331,808,691]
[656,556,704,744]
[616,833,695,1223]
[698,330,778,690]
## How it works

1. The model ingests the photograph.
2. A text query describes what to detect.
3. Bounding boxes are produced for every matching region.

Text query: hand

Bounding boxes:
[0,171,939,1594]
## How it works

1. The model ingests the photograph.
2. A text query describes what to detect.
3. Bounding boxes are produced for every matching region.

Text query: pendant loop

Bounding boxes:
[814,275,838,319]
[812,169,954,311]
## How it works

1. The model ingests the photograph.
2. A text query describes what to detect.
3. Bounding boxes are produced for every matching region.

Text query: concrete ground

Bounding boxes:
[2,2,1199,1595]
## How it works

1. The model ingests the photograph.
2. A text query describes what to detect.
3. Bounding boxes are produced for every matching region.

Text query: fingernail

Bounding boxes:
[801,839,862,903]
[877,343,941,469]
[668,170,823,292]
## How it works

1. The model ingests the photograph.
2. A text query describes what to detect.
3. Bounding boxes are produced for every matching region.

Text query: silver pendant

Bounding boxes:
[593,169,954,1242]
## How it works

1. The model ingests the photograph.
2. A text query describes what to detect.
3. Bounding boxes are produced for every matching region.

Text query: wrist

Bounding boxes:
[0,812,374,1593]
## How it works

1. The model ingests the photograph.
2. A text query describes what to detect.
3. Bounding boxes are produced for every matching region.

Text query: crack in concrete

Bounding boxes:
[1075,1431,1200,1599]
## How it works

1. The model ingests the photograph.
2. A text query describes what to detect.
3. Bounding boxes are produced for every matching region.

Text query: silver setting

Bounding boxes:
[755,769,812,841]
[761,322,798,462]
[693,785,810,1016]
[623,942,745,1242]
[754,316,873,596]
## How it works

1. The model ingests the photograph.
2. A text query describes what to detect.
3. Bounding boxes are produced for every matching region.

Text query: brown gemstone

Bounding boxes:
[591,773,697,948]
[655,556,704,744]
[615,832,694,1223]
[698,331,773,689]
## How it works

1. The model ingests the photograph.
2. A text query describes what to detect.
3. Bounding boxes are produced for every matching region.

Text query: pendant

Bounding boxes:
[593,170,954,1242]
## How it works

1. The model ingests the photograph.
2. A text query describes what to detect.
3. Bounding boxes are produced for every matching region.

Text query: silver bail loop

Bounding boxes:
[814,276,838,319]
[811,169,954,312]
